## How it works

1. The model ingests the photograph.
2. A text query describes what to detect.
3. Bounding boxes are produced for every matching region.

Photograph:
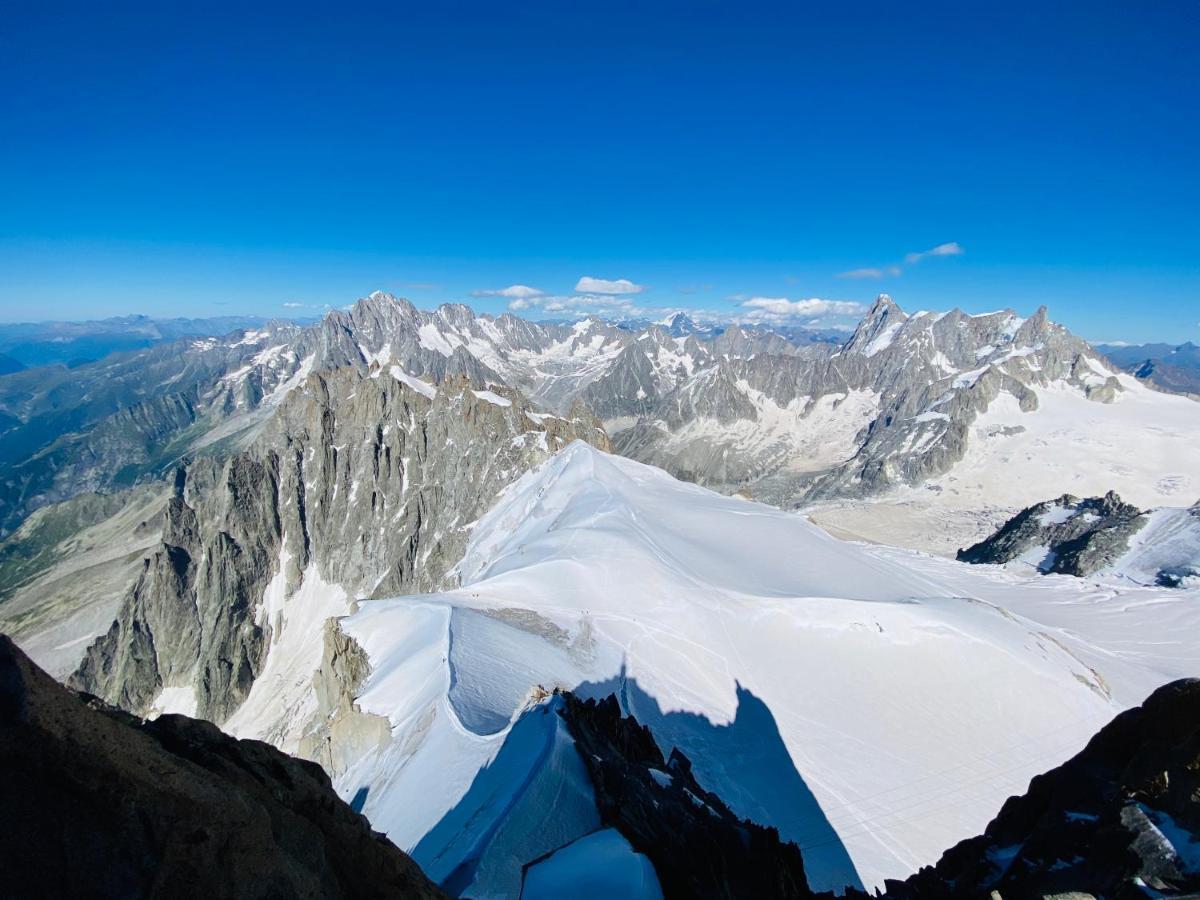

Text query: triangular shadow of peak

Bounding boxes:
[573,667,864,895]
[409,663,863,897]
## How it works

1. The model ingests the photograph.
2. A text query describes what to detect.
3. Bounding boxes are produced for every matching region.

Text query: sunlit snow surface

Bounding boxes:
[809,374,1200,555]
[328,442,1197,894]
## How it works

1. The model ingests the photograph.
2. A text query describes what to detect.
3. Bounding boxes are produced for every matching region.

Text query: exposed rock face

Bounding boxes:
[298,618,392,776]
[0,290,1122,541]
[956,492,1200,586]
[0,293,568,535]
[559,692,821,900]
[613,296,1119,506]
[0,485,171,680]
[958,491,1148,576]
[70,368,610,724]
[0,292,819,536]
[0,634,445,900]
[883,679,1200,899]
[0,320,308,536]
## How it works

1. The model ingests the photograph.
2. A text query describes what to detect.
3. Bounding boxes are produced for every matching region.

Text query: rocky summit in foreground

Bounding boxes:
[0,634,444,900]
[558,691,819,899]
[448,684,1200,899]
[884,678,1200,899]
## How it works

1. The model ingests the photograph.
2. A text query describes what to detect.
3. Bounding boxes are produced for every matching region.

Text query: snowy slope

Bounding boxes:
[936,375,1198,510]
[808,372,1200,555]
[1110,505,1200,585]
[313,442,1198,894]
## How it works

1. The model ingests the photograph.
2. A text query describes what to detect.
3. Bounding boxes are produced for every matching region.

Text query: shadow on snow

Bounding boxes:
[409,667,863,896]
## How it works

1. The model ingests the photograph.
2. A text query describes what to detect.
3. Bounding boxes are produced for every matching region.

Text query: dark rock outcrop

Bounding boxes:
[883,679,1200,899]
[957,491,1147,576]
[558,692,823,899]
[0,633,445,900]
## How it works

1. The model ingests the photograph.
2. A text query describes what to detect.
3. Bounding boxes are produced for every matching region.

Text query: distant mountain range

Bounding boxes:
[1,292,1197,551]
[1098,340,1200,397]
[0,313,282,369]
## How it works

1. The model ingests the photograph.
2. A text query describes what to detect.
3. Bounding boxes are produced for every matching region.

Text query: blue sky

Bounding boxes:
[1,2,1196,341]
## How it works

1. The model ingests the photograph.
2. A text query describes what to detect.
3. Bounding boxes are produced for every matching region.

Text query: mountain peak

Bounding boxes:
[869,293,901,316]
[353,290,418,319]
[843,294,909,356]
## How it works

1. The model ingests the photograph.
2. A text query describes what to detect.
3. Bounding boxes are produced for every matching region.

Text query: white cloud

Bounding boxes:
[282,301,306,308]
[740,297,866,319]
[501,291,648,318]
[574,276,644,295]
[472,284,545,300]
[544,294,643,315]
[838,242,963,279]
[905,242,964,264]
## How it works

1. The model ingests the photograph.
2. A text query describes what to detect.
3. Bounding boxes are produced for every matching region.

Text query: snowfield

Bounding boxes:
[241,441,1200,895]
[808,372,1200,556]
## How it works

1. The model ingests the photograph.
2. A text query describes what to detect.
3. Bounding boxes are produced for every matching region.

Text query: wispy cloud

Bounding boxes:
[490,280,867,331]
[545,294,645,316]
[838,242,963,279]
[471,284,545,300]
[904,242,964,264]
[282,301,331,310]
[574,276,644,295]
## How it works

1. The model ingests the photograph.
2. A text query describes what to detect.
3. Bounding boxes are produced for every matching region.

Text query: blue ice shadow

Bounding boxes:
[576,670,865,894]
[416,670,863,896]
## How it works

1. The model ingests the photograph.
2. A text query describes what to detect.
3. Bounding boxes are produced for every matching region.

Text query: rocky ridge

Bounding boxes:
[958,491,1149,576]
[884,678,1200,899]
[558,691,821,899]
[0,294,800,535]
[67,367,608,727]
[0,291,1127,538]
[0,634,445,900]
[616,295,1123,505]
[959,492,1200,585]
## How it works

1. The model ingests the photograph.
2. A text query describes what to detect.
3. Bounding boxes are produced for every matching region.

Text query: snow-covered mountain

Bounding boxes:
[0,292,794,535]
[10,289,1192,557]
[210,441,1198,894]
[618,295,1184,507]
[2,288,1198,896]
